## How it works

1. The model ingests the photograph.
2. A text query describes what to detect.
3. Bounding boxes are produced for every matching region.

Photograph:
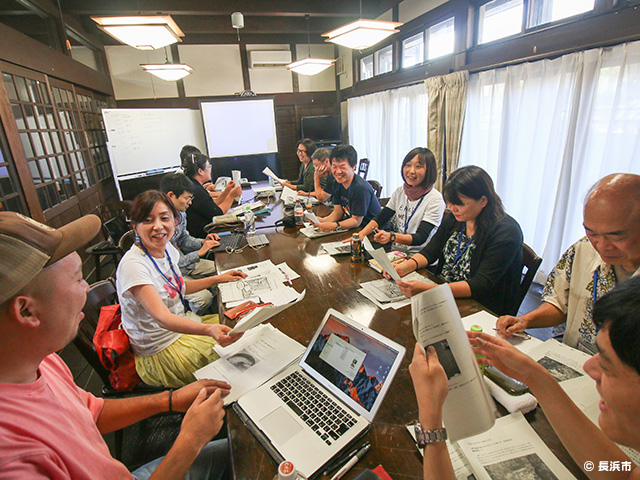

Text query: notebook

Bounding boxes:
[235,308,405,479]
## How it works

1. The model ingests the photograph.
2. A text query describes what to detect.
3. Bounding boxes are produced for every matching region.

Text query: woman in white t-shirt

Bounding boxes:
[116,190,247,388]
[358,147,445,253]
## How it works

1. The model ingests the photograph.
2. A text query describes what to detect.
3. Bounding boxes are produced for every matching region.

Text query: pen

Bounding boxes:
[492,327,531,340]
[284,273,293,287]
[323,442,370,476]
[329,443,370,480]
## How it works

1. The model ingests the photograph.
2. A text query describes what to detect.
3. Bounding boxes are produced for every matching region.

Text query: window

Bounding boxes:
[374,45,393,75]
[528,0,595,28]
[479,0,524,45]
[360,54,374,80]
[402,32,424,69]
[427,17,455,60]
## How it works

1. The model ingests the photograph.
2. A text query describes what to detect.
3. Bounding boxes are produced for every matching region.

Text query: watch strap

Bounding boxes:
[414,422,447,448]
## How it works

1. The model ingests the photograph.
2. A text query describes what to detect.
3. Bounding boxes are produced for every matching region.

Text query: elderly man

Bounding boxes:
[497,173,640,353]
[0,212,231,480]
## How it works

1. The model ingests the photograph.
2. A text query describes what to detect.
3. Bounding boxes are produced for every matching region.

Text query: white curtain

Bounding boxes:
[347,83,428,197]
[459,40,640,279]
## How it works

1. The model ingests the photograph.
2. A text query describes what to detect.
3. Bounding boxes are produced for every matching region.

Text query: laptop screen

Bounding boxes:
[300,311,404,421]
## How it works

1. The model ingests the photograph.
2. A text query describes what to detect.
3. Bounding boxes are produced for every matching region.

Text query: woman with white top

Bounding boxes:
[358,147,445,253]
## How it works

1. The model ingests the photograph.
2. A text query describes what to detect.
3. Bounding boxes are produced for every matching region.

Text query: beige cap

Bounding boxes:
[0,212,101,304]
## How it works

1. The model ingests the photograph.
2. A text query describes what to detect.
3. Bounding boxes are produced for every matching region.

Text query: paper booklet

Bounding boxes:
[321,240,352,256]
[360,272,434,305]
[230,289,306,334]
[262,166,285,184]
[363,237,401,281]
[300,223,353,238]
[411,285,496,442]
[458,412,576,479]
[194,324,305,405]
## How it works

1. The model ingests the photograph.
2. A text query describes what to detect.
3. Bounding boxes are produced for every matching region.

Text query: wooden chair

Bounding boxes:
[367,180,383,199]
[73,279,184,469]
[357,158,370,179]
[118,229,136,252]
[518,243,543,311]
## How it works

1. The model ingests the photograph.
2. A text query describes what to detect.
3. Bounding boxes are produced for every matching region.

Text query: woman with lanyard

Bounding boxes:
[116,190,247,388]
[357,147,445,253]
[391,165,524,316]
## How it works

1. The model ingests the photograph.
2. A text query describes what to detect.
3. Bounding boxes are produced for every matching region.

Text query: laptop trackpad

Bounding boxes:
[261,407,302,445]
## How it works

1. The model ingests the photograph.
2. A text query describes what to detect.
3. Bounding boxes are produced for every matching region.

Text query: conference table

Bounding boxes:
[214,184,588,480]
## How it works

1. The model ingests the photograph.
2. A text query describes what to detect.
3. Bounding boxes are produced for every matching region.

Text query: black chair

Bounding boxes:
[367,180,383,199]
[73,278,184,470]
[517,243,543,311]
[86,201,133,280]
[118,229,136,253]
[357,158,370,179]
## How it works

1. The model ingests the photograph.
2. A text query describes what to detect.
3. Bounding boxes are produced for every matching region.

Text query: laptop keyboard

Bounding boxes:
[210,233,243,252]
[271,371,357,446]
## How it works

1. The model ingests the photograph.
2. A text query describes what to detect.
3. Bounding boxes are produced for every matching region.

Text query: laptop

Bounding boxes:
[207,227,247,254]
[235,308,405,479]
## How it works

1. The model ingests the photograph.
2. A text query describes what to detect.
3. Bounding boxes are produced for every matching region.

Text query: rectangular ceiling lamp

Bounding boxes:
[287,58,336,75]
[91,15,184,50]
[323,19,403,50]
[141,63,193,81]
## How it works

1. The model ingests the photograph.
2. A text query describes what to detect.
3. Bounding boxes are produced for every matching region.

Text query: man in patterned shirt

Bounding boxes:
[497,173,640,353]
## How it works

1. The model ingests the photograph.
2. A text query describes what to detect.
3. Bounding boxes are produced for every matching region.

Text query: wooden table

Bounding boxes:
[216,185,588,480]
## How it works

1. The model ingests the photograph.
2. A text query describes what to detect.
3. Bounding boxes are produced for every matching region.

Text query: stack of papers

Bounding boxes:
[218,260,300,305]
[320,240,352,256]
[358,272,434,310]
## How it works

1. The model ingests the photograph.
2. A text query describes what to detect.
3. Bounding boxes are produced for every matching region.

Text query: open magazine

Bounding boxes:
[411,285,496,442]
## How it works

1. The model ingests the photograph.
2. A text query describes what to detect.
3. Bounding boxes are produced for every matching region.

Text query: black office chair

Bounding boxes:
[367,180,383,199]
[517,243,543,311]
[73,278,184,470]
[357,158,370,179]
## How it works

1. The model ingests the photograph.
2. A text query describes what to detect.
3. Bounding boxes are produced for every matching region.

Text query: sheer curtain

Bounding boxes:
[459,40,640,279]
[347,83,428,197]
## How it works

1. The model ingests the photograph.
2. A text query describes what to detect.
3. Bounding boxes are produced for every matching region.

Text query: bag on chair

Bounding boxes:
[93,304,141,391]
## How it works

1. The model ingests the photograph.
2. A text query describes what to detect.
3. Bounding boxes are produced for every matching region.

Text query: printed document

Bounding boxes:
[194,324,304,405]
[262,167,285,184]
[363,237,400,281]
[230,288,306,334]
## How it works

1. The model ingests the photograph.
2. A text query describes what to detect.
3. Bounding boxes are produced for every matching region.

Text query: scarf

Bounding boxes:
[403,183,432,201]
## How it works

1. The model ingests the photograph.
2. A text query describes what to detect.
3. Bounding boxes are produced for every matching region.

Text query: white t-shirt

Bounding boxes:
[116,242,195,357]
[385,187,445,253]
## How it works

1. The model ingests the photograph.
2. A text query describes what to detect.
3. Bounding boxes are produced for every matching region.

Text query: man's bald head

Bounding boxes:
[583,173,640,272]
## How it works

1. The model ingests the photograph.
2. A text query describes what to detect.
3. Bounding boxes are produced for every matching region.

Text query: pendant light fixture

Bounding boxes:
[141,47,193,81]
[287,15,336,76]
[92,14,185,50]
[322,0,402,50]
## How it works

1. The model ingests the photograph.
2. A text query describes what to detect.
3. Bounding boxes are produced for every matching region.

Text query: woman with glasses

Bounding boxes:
[278,138,317,193]
[182,152,242,238]
[116,190,247,388]
[391,165,523,316]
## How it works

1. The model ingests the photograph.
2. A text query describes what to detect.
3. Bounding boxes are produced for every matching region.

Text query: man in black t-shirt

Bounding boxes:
[315,145,381,232]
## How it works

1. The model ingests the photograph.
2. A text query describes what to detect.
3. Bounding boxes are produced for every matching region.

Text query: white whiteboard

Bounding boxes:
[103,108,205,178]
[200,98,278,158]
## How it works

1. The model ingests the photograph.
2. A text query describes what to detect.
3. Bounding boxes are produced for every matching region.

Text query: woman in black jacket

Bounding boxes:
[182,152,241,238]
[393,165,523,315]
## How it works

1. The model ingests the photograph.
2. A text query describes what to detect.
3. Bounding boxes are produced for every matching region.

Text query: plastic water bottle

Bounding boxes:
[294,200,303,228]
[245,205,256,236]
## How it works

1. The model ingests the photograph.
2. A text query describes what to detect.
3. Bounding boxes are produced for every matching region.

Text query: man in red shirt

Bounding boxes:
[0,212,231,480]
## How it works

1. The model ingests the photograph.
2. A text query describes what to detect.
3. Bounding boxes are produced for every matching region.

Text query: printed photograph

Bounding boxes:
[484,453,559,480]
[427,339,461,380]
[227,351,257,372]
[537,357,583,382]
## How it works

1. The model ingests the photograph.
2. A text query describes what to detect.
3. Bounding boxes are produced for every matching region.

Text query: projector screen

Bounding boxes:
[200,98,278,158]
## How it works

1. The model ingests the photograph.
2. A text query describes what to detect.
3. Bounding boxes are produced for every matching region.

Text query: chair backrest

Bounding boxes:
[518,243,542,311]
[357,158,370,179]
[73,278,119,387]
[97,200,133,245]
[368,179,383,199]
[118,229,136,252]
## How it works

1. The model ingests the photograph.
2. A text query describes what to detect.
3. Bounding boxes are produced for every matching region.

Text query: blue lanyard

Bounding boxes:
[138,242,190,312]
[403,195,426,234]
[453,223,473,267]
[592,269,599,333]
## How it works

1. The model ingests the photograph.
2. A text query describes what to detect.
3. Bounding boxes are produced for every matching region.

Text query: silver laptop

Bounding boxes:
[235,308,405,479]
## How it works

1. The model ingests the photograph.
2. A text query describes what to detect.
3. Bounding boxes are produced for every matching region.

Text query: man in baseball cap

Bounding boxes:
[0,212,231,480]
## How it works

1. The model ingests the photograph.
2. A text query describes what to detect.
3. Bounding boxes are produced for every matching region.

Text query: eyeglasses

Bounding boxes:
[297,149,307,154]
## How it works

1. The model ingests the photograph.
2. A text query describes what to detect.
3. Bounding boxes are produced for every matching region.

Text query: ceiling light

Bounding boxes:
[322,19,403,50]
[287,58,336,75]
[287,14,336,76]
[141,63,193,81]
[91,15,184,50]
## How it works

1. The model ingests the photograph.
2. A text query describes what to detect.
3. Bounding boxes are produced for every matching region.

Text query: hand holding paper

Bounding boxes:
[363,237,401,281]
[304,211,319,224]
[262,167,285,184]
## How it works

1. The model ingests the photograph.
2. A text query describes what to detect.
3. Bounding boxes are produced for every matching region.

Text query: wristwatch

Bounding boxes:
[390,232,396,243]
[414,422,447,448]
[335,222,343,232]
